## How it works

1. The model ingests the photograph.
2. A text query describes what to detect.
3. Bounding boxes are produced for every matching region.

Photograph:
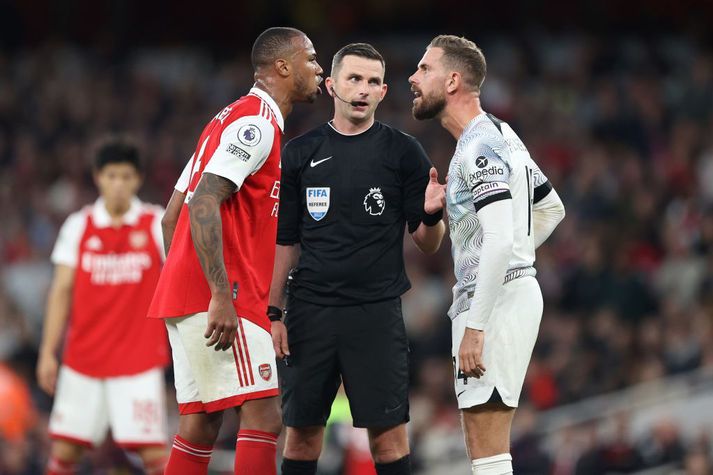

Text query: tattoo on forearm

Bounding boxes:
[188,173,236,292]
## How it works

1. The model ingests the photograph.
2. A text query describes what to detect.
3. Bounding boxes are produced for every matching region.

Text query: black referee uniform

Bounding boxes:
[277,120,432,428]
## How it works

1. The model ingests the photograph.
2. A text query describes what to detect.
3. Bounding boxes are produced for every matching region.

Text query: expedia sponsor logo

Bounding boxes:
[81,252,152,285]
[467,166,504,186]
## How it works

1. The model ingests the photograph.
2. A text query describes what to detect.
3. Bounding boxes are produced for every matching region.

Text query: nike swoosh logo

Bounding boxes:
[384,402,404,414]
[457,390,466,398]
[310,156,332,167]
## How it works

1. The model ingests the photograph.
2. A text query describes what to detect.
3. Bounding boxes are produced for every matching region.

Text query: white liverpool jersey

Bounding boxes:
[446,112,550,319]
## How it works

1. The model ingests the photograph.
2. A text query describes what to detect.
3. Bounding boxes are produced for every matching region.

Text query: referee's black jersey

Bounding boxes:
[277,120,432,306]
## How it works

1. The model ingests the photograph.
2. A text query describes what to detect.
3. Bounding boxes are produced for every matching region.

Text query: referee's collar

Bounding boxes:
[249,87,284,132]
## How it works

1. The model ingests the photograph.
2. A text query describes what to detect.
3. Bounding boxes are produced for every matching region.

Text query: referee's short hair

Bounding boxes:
[331,43,385,76]
[251,27,307,70]
[429,35,486,93]
[93,135,142,173]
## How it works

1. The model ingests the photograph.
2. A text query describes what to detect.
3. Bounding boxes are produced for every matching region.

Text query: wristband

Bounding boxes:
[422,209,443,226]
[267,305,283,322]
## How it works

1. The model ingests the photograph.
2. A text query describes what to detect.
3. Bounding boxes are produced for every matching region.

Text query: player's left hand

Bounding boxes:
[424,167,446,214]
[459,328,486,378]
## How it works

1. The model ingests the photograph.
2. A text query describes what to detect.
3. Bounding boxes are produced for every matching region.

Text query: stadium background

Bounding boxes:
[1,0,713,473]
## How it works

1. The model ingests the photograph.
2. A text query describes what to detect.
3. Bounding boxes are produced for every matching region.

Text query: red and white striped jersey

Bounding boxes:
[148,87,283,334]
[51,198,169,377]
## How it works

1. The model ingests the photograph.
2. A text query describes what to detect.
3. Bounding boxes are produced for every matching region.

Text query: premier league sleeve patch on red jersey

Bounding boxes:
[238,124,262,147]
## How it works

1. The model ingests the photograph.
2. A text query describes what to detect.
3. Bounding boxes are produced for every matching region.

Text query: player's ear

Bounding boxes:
[275,58,290,78]
[446,72,460,94]
[378,82,388,101]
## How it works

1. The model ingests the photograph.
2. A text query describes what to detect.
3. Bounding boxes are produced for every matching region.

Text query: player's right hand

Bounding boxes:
[37,352,59,395]
[271,321,290,360]
[424,167,446,214]
[205,293,238,351]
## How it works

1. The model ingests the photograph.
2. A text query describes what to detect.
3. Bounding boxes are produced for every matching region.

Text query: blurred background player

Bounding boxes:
[269,43,446,475]
[410,35,565,475]
[147,27,323,475]
[36,137,170,475]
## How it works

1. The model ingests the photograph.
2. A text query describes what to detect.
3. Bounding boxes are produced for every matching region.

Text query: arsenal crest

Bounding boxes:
[259,363,272,381]
[129,230,148,249]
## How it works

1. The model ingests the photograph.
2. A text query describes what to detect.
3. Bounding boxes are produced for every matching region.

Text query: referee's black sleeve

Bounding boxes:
[277,143,301,245]
[401,136,432,234]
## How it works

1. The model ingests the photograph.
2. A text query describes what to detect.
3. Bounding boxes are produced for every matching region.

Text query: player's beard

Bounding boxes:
[412,90,446,120]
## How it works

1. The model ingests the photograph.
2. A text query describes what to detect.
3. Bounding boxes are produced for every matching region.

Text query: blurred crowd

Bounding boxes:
[1,31,713,474]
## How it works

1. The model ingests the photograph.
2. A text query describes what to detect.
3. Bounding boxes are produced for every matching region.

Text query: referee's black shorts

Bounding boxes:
[279,295,410,429]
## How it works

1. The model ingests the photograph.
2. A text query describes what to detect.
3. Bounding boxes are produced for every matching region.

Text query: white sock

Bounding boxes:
[471,453,513,475]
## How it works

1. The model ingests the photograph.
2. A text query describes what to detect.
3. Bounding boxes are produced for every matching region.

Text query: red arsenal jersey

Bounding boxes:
[51,198,169,377]
[148,87,283,333]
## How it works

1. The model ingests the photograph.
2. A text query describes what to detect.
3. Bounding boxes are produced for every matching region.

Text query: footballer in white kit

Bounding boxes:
[446,112,557,408]
[410,34,565,475]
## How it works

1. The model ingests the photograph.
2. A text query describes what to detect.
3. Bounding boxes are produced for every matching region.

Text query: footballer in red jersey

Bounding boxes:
[37,138,170,475]
[149,27,323,475]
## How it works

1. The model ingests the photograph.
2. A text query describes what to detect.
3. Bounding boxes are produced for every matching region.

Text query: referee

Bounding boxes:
[269,43,446,475]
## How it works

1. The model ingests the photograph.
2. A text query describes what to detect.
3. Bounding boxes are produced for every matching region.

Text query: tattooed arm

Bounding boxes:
[188,172,238,351]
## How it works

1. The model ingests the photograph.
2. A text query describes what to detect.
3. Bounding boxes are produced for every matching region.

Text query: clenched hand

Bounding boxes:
[458,328,486,378]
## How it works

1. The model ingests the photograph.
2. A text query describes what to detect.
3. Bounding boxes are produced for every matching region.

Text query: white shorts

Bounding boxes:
[49,366,167,448]
[452,276,543,409]
[166,313,279,414]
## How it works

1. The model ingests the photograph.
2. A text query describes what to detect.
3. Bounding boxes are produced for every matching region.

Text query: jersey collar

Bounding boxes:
[249,87,284,132]
[460,111,488,139]
[92,197,142,228]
